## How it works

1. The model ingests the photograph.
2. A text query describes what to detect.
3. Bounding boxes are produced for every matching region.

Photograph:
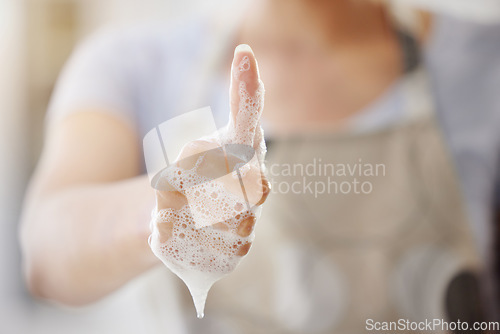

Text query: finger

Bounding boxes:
[255,174,271,206]
[156,190,188,211]
[177,139,220,161]
[229,44,264,146]
[253,125,266,159]
[236,216,255,237]
[157,220,174,243]
[238,161,270,206]
[236,242,252,256]
[212,222,229,231]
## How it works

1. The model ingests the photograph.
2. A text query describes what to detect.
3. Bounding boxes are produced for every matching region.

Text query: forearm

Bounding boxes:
[20,175,158,306]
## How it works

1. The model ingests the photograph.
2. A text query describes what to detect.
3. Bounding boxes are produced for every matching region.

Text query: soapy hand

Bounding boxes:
[148,45,269,317]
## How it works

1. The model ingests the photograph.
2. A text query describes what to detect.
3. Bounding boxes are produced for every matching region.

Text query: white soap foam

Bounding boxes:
[225,56,265,150]
[150,199,257,318]
[149,54,265,318]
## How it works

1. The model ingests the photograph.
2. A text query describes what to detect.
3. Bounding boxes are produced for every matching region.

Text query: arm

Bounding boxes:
[20,110,158,306]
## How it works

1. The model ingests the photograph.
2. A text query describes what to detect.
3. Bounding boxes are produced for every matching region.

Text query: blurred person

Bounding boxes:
[19,0,500,333]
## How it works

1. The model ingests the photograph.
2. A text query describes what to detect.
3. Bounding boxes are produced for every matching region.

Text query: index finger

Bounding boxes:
[228,44,264,147]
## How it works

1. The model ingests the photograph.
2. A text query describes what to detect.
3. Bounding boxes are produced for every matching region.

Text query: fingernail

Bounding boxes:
[237,216,255,237]
[236,242,252,256]
[235,44,253,55]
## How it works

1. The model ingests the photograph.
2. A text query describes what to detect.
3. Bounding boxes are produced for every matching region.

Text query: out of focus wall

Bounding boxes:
[0,0,213,332]
[26,0,78,163]
[0,0,30,331]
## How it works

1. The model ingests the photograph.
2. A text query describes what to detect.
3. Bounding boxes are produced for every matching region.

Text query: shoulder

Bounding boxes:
[73,18,209,68]
[48,16,213,124]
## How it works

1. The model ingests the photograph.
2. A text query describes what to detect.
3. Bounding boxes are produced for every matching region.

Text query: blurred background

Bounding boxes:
[1,0,500,333]
[0,1,227,333]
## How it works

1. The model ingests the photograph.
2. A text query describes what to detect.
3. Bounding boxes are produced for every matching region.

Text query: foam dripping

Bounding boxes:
[148,47,265,318]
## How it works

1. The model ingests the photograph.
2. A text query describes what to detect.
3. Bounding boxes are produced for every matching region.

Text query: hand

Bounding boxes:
[149,44,269,277]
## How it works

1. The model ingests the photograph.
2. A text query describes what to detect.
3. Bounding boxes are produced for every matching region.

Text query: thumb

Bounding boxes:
[228,44,264,147]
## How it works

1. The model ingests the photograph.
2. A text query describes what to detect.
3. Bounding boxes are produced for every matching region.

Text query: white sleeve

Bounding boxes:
[46,29,138,128]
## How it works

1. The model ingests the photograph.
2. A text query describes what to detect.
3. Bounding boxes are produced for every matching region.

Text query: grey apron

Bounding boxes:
[181,68,485,334]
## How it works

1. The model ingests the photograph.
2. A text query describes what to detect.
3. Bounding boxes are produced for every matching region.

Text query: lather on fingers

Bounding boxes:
[228,44,265,150]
